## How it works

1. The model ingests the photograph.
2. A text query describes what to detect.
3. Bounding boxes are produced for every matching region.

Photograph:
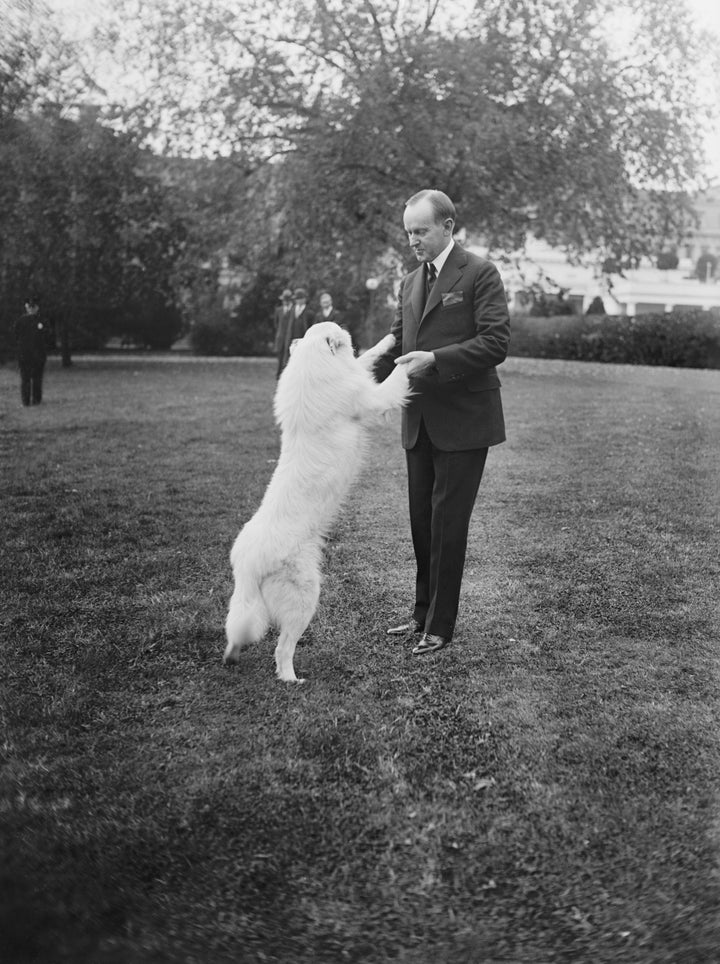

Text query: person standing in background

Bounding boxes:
[273,288,296,377]
[318,291,341,324]
[319,289,360,350]
[292,287,315,335]
[14,297,48,406]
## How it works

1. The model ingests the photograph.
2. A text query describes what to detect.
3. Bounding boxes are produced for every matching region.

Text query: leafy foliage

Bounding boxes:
[1,108,186,355]
[98,0,716,286]
[0,3,186,359]
[3,0,718,356]
[510,308,720,367]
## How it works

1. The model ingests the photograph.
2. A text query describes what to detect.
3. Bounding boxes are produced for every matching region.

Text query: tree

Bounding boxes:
[97,0,716,292]
[0,1,187,361]
[0,105,187,360]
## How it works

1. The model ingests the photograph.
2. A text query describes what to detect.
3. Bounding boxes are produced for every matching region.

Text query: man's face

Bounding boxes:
[320,295,332,312]
[403,199,453,263]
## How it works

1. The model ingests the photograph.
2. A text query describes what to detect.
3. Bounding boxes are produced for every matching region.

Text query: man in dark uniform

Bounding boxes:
[14,298,48,406]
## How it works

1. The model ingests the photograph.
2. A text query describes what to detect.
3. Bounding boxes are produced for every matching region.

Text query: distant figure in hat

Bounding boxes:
[274,286,316,377]
[14,297,48,406]
[292,288,316,331]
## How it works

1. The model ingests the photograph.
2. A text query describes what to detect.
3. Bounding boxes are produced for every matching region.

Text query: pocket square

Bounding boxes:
[441,291,464,307]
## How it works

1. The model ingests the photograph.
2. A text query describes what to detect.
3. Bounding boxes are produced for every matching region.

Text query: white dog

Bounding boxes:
[223,321,410,682]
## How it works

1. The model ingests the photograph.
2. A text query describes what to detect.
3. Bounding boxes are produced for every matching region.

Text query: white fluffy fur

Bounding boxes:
[224,321,410,682]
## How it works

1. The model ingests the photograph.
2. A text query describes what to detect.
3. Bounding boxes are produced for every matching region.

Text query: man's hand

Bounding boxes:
[394,350,436,376]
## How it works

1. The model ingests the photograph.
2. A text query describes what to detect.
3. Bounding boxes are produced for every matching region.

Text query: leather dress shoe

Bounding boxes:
[386,618,424,636]
[412,633,449,655]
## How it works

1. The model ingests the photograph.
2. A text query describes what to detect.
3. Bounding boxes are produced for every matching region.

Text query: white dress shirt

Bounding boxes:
[430,238,455,277]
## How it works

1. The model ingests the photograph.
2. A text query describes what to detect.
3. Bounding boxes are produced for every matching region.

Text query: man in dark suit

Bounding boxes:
[273,288,296,377]
[14,297,48,406]
[275,286,317,376]
[292,287,315,332]
[374,189,510,655]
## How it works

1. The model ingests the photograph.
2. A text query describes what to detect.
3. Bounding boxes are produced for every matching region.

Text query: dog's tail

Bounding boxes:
[224,580,269,664]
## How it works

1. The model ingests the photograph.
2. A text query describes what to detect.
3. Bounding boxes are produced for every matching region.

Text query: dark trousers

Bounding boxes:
[19,359,45,406]
[406,420,488,640]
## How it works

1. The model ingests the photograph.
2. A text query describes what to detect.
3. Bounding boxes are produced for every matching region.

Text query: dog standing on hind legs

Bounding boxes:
[223,322,411,682]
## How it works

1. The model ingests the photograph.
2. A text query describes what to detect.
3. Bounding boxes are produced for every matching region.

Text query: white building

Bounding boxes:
[483,190,720,316]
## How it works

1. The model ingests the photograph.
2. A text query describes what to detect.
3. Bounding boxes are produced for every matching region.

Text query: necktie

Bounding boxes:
[425,262,437,306]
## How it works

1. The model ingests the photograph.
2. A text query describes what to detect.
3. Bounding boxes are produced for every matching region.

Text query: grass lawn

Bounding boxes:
[1,353,719,964]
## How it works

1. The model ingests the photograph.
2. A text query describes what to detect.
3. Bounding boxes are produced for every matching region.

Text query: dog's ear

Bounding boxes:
[325,332,345,355]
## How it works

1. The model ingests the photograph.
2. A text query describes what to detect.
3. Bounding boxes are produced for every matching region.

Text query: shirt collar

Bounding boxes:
[431,239,455,276]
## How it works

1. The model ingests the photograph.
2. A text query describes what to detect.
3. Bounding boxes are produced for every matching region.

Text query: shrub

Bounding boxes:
[188,295,265,356]
[229,270,279,356]
[188,295,235,355]
[189,318,233,355]
[657,251,679,271]
[509,309,720,369]
[189,274,278,357]
[114,296,184,350]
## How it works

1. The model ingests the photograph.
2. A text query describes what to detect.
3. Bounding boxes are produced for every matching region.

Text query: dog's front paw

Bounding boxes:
[373,334,396,354]
[358,334,395,369]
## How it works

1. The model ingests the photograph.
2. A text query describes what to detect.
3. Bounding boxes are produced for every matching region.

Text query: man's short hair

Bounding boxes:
[405,189,456,225]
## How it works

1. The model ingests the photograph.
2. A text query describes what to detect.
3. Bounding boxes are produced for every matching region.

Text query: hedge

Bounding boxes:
[509,309,720,369]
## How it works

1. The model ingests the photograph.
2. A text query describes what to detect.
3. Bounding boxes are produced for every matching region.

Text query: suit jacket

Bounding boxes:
[292,305,316,336]
[275,305,316,369]
[319,307,342,326]
[376,243,510,451]
[273,304,294,351]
